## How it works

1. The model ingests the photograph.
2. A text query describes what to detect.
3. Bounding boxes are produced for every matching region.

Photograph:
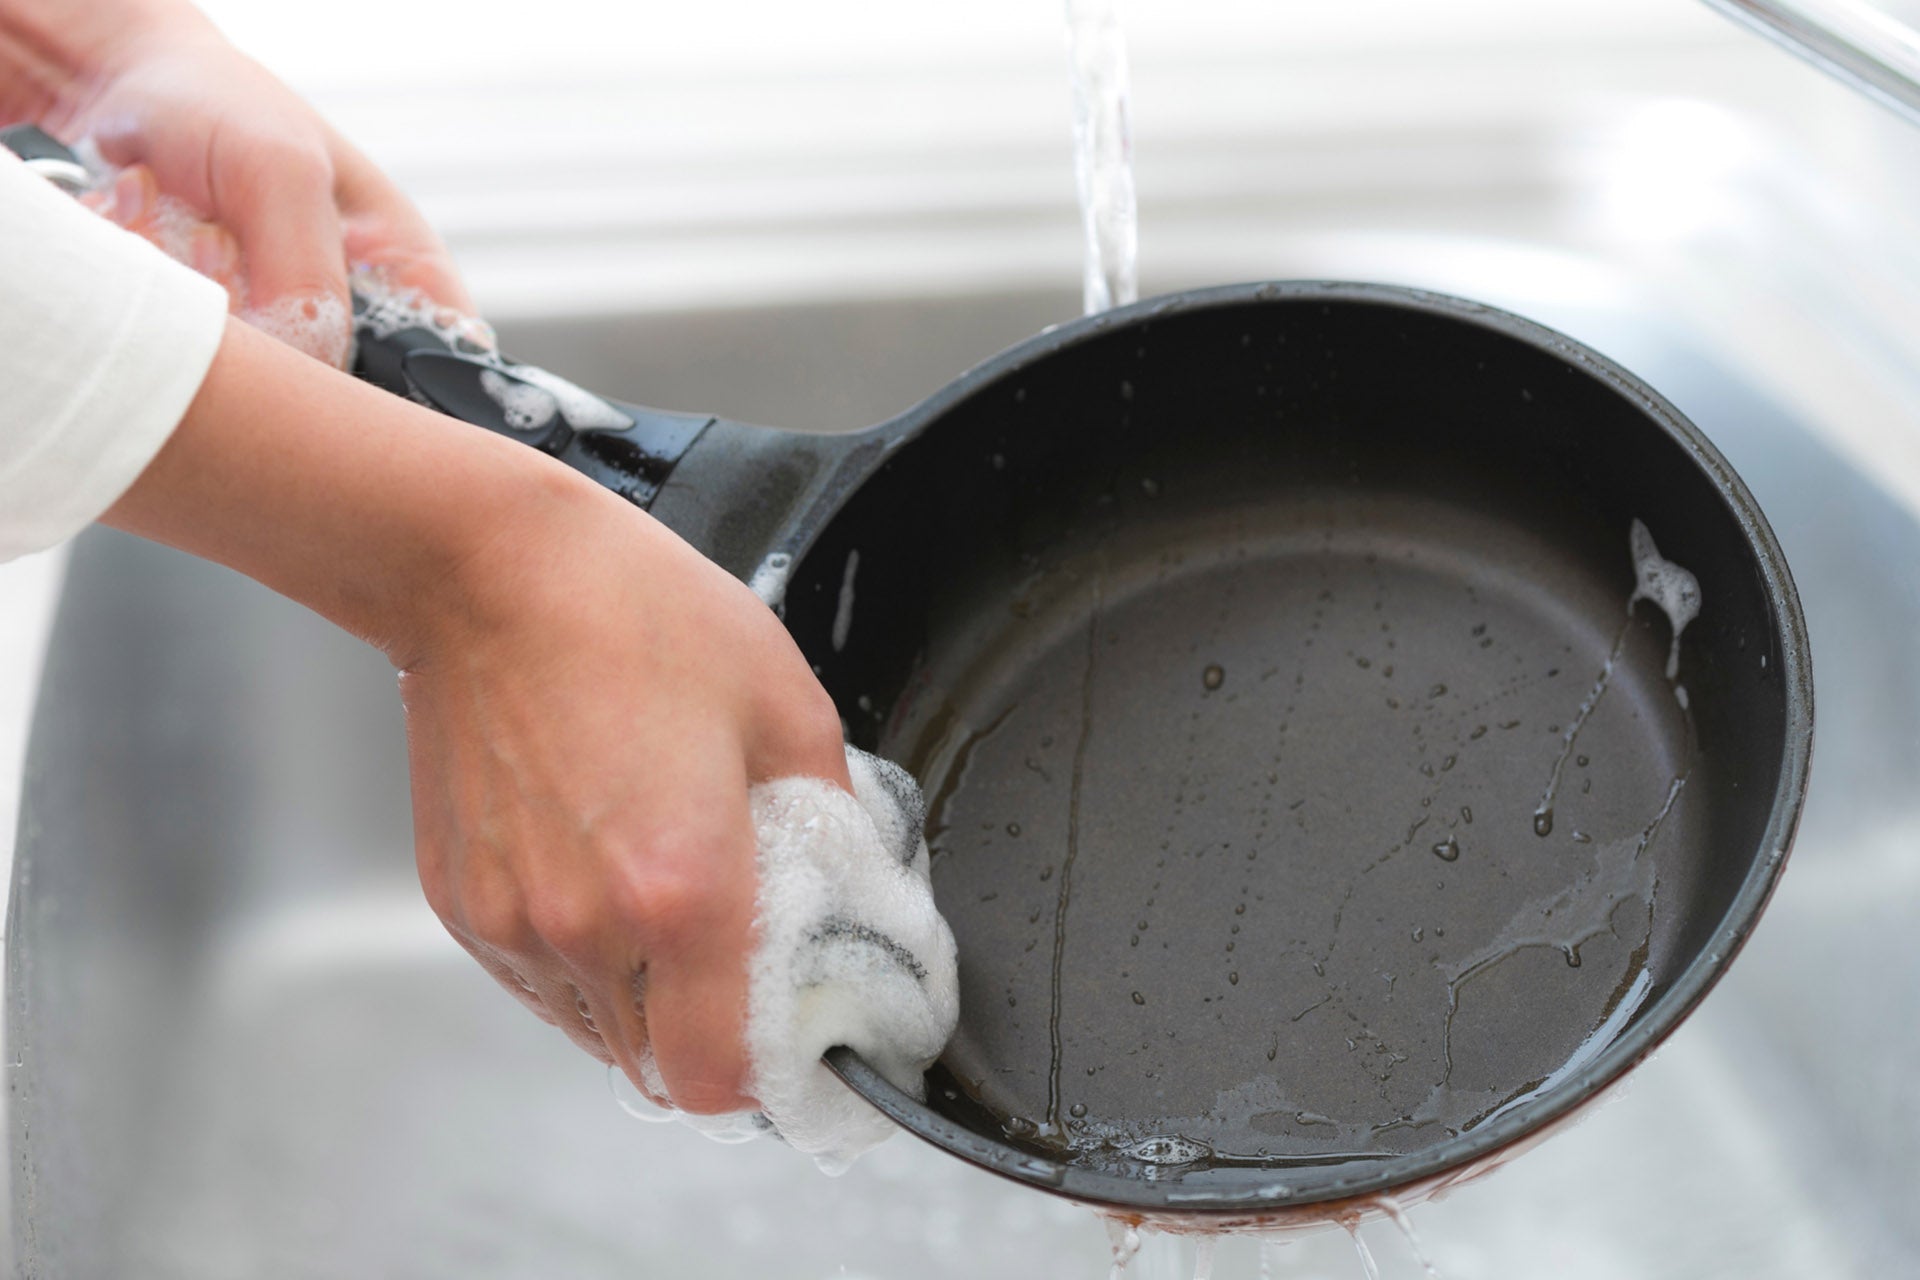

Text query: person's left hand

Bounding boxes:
[36,1,473,367]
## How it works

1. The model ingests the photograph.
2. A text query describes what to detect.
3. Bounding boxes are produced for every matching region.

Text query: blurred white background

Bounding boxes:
[184,0,1920,316]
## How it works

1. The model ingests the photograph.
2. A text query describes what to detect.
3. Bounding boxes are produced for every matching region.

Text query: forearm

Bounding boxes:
[0,0,205,122]
[102,316,608,665]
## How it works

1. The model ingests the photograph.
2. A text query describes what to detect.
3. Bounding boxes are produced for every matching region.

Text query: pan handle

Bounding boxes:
[349,290,713,512]
[350,294,871,581]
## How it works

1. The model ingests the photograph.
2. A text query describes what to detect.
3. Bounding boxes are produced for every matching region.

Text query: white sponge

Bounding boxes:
[617,747,959,1174]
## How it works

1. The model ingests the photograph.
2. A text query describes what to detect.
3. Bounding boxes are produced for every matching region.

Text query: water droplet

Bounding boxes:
[1576,754,1589,767]
[1203,664,1225,691]
[1429,683,1448,698]
[1431,836,1460,862]
[1563,946,1583,968]
[1470,724,1487,739]
[1533,808,1554,837]
[1412,926,1425,942]
[1234,902,1246,915]
[1441,754,1457,771]
[1122,1135,1212,1166]
[1070,1102,1089,1118]
[1040,865,1054,881]
[1006,822,1022,837]
[1571,830,1592,844]
[1004,1116,1038,1138]
[1356,656,1372,669]
[1132,991,1147,1005]
[1459,805,1473,824]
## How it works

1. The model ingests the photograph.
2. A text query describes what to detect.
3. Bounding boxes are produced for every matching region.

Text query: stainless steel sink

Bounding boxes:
[12,244,1920,1275]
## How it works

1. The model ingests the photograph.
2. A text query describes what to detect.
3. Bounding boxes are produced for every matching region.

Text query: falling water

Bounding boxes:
[1065,0,1139,314]
[1378,1198,1443,1279]
[1345,1222,1383,1280]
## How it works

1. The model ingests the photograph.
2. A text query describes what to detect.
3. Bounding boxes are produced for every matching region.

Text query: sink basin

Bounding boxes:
[10,245,1920,1277]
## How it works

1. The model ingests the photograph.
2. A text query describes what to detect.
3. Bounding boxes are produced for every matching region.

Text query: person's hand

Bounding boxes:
[6,0,470,367]
[102,319,853,1112]
[396,478,854,1112]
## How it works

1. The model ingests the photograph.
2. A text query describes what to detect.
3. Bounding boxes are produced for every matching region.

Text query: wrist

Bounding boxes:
[106,318,628,670]
[377,450,634,674]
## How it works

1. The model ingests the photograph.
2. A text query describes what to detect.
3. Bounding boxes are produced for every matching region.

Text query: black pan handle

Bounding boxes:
[349,291,713,511]
[350,298,875,579]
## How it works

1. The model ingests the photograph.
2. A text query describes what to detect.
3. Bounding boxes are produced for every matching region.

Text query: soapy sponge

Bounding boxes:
[622,747,959,1173]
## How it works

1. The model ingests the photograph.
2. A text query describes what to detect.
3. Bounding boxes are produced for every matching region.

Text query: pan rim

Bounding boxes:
[823,278,1815,1214]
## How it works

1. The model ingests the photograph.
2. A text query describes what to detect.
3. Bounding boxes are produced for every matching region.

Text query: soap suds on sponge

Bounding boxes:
[622,746,959,1173]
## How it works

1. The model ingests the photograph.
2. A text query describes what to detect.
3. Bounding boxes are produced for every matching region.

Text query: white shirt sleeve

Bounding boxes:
[0,151,228,562]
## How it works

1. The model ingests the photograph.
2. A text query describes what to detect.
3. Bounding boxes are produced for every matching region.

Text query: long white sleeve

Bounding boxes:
[0,151,227,561]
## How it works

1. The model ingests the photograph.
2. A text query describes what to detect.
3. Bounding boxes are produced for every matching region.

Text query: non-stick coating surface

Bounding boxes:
[784,286,1805,1208]
[916,494,1695,1167]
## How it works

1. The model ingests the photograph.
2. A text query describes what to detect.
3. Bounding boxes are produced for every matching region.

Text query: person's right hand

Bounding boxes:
[394,471,856,1112]
[104,317,854,1112]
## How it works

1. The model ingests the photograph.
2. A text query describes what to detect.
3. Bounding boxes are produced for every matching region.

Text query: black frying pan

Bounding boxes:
[355,280,1810,1220]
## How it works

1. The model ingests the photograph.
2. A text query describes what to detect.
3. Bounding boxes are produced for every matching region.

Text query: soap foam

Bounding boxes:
[1627,519,1701,680]
[747,552,794,608]
[478,368,559,431]
[618,747,959,1173]
[242,291,351,370]
[349,265,496,355]
[508,362,631,431]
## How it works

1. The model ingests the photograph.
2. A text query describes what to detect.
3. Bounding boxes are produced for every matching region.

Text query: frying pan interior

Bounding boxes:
[787,290,1804,1208]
